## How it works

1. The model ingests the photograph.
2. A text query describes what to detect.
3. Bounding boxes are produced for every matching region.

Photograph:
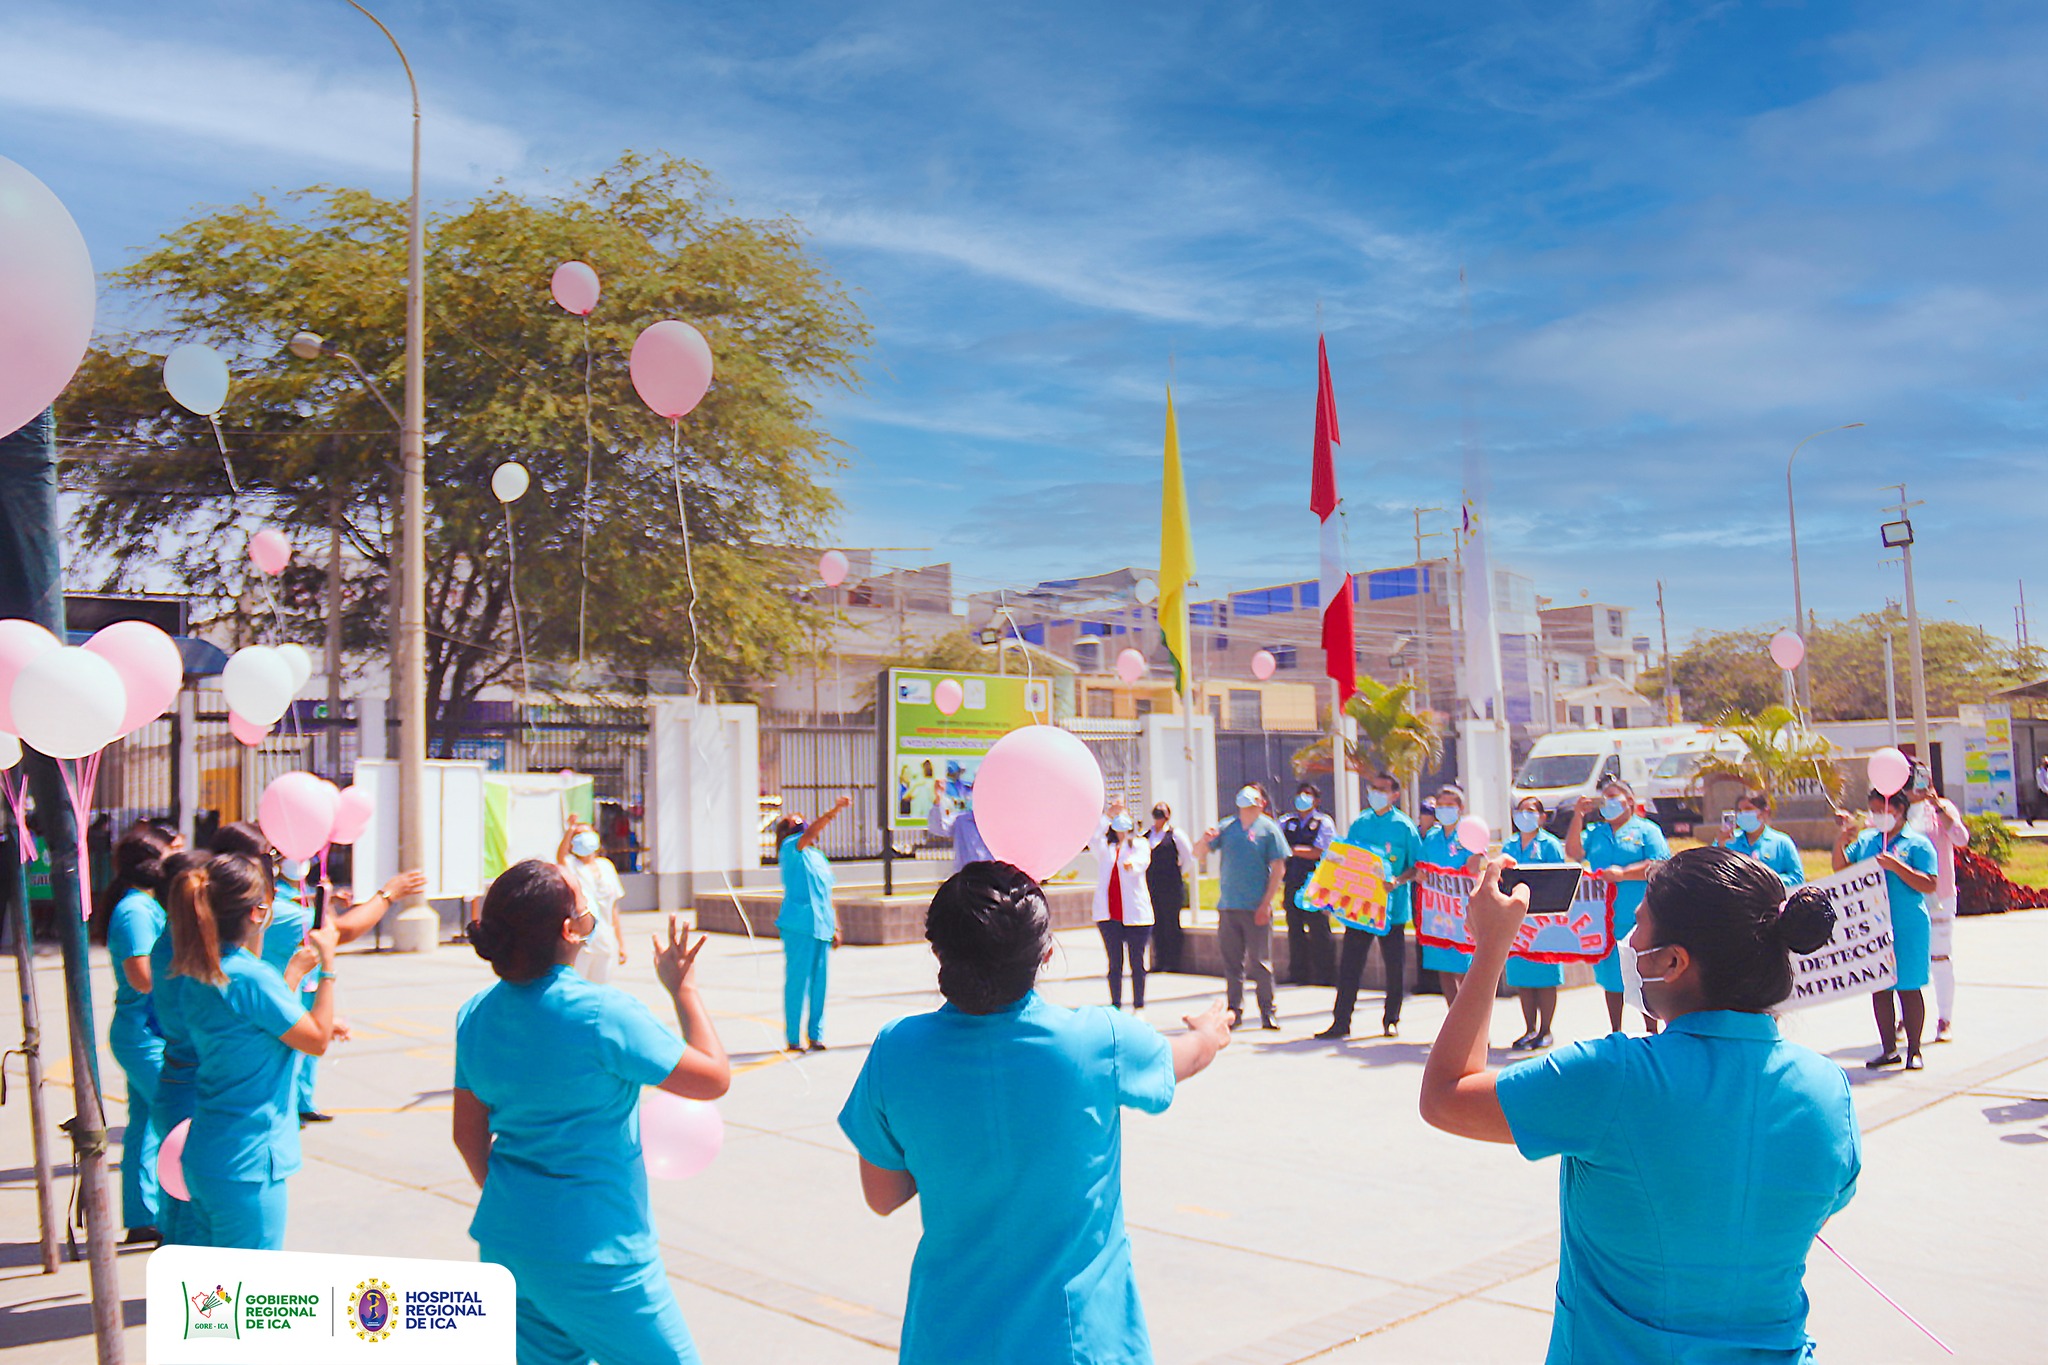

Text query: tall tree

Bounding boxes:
[60,153,868,751]
[1293,676,1442,782]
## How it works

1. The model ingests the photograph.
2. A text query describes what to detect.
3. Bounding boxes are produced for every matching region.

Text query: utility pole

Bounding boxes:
[326,469,345,777]
[1412,506,1444,713]
[1880,486,1931,763]
[1656,579,1674,723]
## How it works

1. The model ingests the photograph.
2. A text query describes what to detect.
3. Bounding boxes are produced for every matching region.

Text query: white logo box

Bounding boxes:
[147,1246,515,1363]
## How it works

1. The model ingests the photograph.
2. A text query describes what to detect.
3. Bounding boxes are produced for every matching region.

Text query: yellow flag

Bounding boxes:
[1159,386,1195,693]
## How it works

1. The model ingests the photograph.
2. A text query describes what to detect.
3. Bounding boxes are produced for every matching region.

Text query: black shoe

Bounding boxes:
[299,1110,334,1124]
[1228,1008,1244,1030]
[1260,1014,1280,1031]
[120,1227,160,1247]
[1864,1052,1903,1069]
[1509,1031,1537,1050]
[1904,1052,1925,1071]
[806,1040,828,1052]
[1314,1024,1348,1040]
[1382,1021,1400,1038]
[1528,1031,1553,1050]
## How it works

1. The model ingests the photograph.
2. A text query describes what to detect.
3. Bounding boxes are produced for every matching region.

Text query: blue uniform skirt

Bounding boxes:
[1505,957,1566,989]
[1891,898,1931,992]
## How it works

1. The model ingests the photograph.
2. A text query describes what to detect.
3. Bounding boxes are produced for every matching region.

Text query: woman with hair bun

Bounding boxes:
[452,859,731,1365]
[105,821,176,1243]
[1421,846,1859,1364]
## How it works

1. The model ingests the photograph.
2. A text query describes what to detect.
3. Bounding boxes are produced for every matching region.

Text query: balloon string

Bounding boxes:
[1,769,31,861]
[1816,1234,1954,1354]
[504,504,531,708]
[670,420,704,700]
[57,754,102,923]
[207,414,243,495]
[576,313,595,672]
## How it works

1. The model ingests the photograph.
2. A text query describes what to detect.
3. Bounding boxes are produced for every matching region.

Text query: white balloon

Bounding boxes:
[222,645,295,726]
[275,643,314,693]
[163,343,230,417]
[10,647,126,759]
[492,461,530,503]
[0,730,20,769]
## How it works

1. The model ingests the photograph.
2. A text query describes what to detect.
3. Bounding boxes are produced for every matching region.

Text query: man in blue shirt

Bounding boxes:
[1197,785,1289,1029]
[1281,782,1338,987]
[924,777,991,872]
[1319,770,1423,1040]
[840,862,1231,1365]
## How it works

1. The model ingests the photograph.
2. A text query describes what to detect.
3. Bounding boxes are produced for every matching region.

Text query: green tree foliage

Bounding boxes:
[1693,705,1844,803]
[61,153,868,750]
[1655,609,2025,722]
[1293,676,1442,783]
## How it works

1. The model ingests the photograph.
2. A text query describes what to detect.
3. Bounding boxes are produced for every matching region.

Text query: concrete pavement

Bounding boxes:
[4,905,2046,1362]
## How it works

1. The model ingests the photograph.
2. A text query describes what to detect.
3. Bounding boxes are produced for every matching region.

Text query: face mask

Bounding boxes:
[1619,940,1668,1019]
[1600,798,1627,822]
[280,857,310,881]
[1294,794,1314,811]
[1110,813,1133,833]
[1436,804,1461,826]
[1870,813,1898,834]
[1513,810,1541,834]
[1366,790,1394,811]
[571,831,600,858]
[1151,809,1168,824]
[1234,788,1260,809]
[1734,810,1762,835]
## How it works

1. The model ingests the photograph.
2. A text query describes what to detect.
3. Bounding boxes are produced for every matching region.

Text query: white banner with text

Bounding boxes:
[1782,863,1896,1010]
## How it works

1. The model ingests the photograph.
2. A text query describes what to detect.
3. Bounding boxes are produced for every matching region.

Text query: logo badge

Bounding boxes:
[182,1282,239,1339]
[349,1278,398,1342]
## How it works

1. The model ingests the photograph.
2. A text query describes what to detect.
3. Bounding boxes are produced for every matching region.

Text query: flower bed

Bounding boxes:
[1956,847,2048,914]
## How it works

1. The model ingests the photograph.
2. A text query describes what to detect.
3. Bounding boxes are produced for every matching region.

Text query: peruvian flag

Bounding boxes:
[1312,335,1356,703]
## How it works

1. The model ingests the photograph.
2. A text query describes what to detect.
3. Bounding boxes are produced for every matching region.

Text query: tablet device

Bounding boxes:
[1499,863,1585,914]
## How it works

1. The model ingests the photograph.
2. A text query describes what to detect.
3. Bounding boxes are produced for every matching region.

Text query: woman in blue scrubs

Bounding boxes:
[1502,797,1566,1051]
[105,823,175,1243]
[840,861,1232,1365]
[1834,787,1940,1070]
[1421,847,1860,1364]
[148,849,213,1246]
[1418,784,1484,1003]
[453,859,731,1365]
[1719,791,1807,888]
[169,852,339,1249]
[1566,778,1671,1033]
[775,795,851,1051]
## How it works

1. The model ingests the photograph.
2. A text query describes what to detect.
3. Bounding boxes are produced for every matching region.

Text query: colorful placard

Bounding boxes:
[1414,861,1615,963]
[881,667,1052,830]
[1303,841,1390,933]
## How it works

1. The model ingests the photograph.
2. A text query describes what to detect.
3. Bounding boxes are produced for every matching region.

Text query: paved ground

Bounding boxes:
[4,904,2046,1363]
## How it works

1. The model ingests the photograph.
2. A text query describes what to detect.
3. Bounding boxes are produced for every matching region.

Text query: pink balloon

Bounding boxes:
[258,771,339,861]
[1868,747,1912,797]
[331,783,376,845]
[158,1119,191,1203]
[0,156,96,438]
[1251,649,1277,680]
[972,725,1106,880]
[1768,630,1805,672]
[249,529,291,576]
[629,320,715,420]
[1115,648,1146,683]
[934,679,964,716]
[83,621,183,735]
[550,260,600,316]
[0,620,59,733]
[1455,814,1491,855]
[642,1089,724,1180]
[229,711,270,747]
[819,550,850,588]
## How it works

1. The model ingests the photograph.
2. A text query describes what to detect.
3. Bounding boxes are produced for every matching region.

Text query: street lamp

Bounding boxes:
[1879,494,1931,764]
[1784,422,1866,712]
[338,0,432,951]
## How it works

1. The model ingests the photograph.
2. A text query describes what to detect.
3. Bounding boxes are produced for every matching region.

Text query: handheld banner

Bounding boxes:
[1414,862,1615,964]
[1781,864,1896,1010]
[1304,841,1389,934]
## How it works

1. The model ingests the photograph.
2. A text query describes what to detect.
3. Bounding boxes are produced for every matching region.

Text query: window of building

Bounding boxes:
[1134,698,1154,717]
[1606,609,1624,637]
[1270,645,1297,670]
[1613,708,1632,729]
[1593,705,1605,725]
[1086,690,1113,719]
[1568,706,1586,726]
[1074,639,1102,671]
[1228,689,1262,731]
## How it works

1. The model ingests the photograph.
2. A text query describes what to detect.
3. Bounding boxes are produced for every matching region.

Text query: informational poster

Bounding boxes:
[1783,863,1896,1010]
[881,668,1051,831]
[1303,842,1389,933]
[1959,702,2018,818]
[1413,862,1614,963]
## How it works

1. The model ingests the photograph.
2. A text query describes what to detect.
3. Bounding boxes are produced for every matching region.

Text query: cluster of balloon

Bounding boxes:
[642,1089,725,1180]
[1250,649,1278,680]
[818,549,850,588]
[492,460,530,504]
[1868,747,1912,797]
[1115,648,1147,683]
[934,679,964,716]
[1769,631,1805,673]
[222,643,312,745]
[0,155,96,437]
[1456,814,1492,856]
[972,725,1106,880]
[257,770,376,863]
[550,261,600,317]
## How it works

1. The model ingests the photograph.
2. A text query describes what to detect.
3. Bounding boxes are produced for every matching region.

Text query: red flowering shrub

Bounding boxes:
[1956,847,2048,915]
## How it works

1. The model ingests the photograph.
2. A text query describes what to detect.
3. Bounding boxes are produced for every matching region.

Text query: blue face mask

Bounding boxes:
[1600,798,1627,822]
[1366,789,1394,811]
[1110,813,1133,832]
[571,831,600,858]
[1513,810,1541,834]
[1734,810,1762,835]
[1436,804,1461,826]
[1294,794,1314,811]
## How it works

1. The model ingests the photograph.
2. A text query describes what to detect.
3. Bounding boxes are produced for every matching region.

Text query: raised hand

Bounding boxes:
[652,914,708,996]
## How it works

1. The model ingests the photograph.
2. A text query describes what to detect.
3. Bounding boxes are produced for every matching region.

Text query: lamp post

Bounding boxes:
[1785,423,1865,713]
[1881,488,1931,763]
[340,0,433,951]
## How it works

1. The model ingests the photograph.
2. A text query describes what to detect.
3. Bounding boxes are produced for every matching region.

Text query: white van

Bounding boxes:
[1512,726,1717,834]
[1642,733,1748,836]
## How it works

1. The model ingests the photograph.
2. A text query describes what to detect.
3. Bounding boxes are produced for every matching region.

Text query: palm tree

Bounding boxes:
[1292,676,1442,783]
[1694,704,1844,802]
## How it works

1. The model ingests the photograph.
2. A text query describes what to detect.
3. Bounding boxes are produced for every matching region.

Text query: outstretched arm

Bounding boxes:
[1171,1002,1233,1081]
[1419,859,1525,1144]
[799,795,854,849]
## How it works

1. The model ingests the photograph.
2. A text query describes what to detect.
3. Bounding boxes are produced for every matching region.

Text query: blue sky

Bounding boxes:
[5,0,2045,645]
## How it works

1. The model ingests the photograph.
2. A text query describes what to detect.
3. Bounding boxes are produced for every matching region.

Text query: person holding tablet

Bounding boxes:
[1567,779,1671,1033]
[1418,784,1483,1003]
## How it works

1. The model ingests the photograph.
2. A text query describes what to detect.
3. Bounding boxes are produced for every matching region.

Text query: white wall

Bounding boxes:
[1141,711,1216,839]
[647,699,761,908]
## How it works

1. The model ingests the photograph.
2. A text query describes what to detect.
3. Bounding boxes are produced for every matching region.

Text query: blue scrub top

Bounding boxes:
[1497,1010,1860,1364]
[149,931,201,1126]
[107,888,165,1040]
[1418,826,1479,971]
[454,966,686,1264]
[1342,808,1423,925]
[182,947,309,1183]
[1581,817,1671,930]
[261,888,321,995]
[838,992,1175,1365]
[1504,829,1568,864]
[777,835,837,939]
[1844,827,1937,923]
[1214,814,1288,911]
[1723,827,1807,888]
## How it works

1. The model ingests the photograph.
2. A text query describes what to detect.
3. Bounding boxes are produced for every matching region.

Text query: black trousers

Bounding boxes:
[1285,903,1335,986]
[1151,900,1185,972]
[1099,922,1153,1008]
[1331,924,1406,1031]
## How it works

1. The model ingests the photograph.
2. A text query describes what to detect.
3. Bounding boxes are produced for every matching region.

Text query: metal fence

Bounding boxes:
[759,721,886,862]
[1064,718,1145,810]
[1215,730,1323,812]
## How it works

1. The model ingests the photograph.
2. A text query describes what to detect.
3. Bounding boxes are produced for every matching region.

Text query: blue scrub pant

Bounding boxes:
[295,1051,319,1114]
[184,1169,288,1250]
[483,1251,700,1365]
[782,934,831,1047]
[110,1025,163,1230]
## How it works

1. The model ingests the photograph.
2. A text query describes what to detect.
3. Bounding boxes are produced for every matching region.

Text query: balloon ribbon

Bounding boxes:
[1816,1234,1954,1355]
[55,753,103,922]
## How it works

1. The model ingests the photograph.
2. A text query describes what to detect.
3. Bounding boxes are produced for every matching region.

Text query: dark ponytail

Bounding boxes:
[1644,846,1837,1011]
[167,852,271,987]
[468,858,576,982]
